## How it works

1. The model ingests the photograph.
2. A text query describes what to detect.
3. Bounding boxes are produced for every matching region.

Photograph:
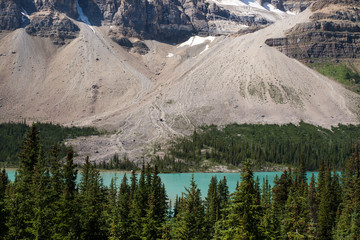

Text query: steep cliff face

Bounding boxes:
[94,0,269,42]
[0,0,79,42]
[0,0,21,30]
[265,1,360,60]
[0,0,275,43]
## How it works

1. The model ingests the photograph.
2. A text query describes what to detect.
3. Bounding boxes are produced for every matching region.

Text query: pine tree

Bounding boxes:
[79,157,108,240]
[173,175,207,239]
[6,123,40,239]
[52,146,80,239]
[112,174,132,239]
[205,176,220,237]
[142,165,167,239]
[218,176,229,211]
[0,168,8,238]
[29,147,55,239]
[216,161,263,239]
[282,188,310,239]
[260,176,279,239]
[334,144,360,239]
[132,162,148,237]
[308,173,318,236]
[318,160,336,240]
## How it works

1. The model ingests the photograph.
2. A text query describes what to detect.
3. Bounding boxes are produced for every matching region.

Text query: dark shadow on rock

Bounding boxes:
[78,0,102,26]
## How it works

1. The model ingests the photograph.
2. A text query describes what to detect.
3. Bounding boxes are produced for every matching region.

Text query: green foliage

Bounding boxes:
[310,62,360,94]
[216,162,263,239]
[155,123,360,171]
[0,121,100,166]
[2,127,360,239]
[95,153,139,171]
[173,175,207,239]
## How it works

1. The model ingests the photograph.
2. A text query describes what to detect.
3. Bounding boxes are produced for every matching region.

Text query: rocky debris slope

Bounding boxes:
[265,0,360,60]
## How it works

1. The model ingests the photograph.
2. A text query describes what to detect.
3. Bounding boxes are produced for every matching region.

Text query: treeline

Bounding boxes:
[0,121,100,166]
[155,122,360,171]
[0,124,359,239]
[95,153,139,171]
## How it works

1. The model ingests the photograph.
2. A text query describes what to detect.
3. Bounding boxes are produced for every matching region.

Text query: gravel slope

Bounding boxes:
[0,9,359,162]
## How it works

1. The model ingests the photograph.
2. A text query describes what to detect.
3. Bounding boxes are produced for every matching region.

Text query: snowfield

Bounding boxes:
[178,36,216,48]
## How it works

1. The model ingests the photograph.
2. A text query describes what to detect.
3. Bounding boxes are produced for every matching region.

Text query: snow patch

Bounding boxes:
[243,0,265,10]
[76,0,95,33]
[263,3,285,15]
[286,11,296,16]
[211,0,246,7]
[21,9,30,23]
[178,36,216,48]
[167,53,174,58]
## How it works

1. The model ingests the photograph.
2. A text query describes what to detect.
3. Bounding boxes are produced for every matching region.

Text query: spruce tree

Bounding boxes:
[6,123,40,239]
[216,161,263,239]
[79,157,108,240]
[173,175,207,239]
[318,160,336,240]
[0,168,8,238]
[52,146,80,239]
[334,144,360,239]
[112,174,132,239]
[205,176,220,237]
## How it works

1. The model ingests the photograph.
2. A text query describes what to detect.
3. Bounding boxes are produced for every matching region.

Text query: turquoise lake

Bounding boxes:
[5,169,318,203]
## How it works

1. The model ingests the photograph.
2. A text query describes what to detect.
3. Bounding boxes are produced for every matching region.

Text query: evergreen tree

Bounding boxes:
[30,147,54,239]
[6,123,41,239]
[0,168,8,238]
[78,157,108,240]
[52,147,80,239]
[173,175,207,239]
[218,176,229,211]
[318,160,339,240]
[216,161,263,239]
[308,173,318,235]
[205,176,220,237]
[334,144,360,239]
[260,176,279,239]
[282,188,310,239]
[143,165,168,239]
[112,174,132,239]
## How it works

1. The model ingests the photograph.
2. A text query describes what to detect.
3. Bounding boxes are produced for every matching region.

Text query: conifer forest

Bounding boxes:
[0,124,360,239]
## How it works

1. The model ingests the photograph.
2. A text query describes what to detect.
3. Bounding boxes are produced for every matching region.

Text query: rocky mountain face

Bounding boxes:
[265,0,360,60]
[0,0,291,43]
[0,0,21,30]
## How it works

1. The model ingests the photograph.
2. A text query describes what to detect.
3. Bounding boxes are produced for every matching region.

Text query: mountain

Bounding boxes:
[0,0,359,162]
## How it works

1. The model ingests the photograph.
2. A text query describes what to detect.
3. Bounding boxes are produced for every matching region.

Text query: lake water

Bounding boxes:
[5,169,318,202]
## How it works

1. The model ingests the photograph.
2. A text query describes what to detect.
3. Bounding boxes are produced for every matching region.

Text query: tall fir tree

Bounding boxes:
[78,157,108,240]
[6,123,40,239]
[0,168,8,238]
[173,175,207,239]
[205,176,220,237]
[215,161,263,239]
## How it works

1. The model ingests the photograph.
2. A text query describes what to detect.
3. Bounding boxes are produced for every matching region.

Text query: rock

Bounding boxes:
[25,13,79,45]
[265,4,360,60]
[110,34,133,49]
[132,41,149,55]
[0,0,21,30]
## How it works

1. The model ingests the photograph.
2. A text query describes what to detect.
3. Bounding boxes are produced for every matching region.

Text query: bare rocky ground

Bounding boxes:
[0,9,359,164]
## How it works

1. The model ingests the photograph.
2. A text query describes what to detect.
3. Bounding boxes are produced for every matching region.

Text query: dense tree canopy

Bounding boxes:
[0,124,359,239]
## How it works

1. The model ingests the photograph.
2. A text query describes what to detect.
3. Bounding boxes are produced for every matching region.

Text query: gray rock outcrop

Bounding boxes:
[265,2,360,60]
